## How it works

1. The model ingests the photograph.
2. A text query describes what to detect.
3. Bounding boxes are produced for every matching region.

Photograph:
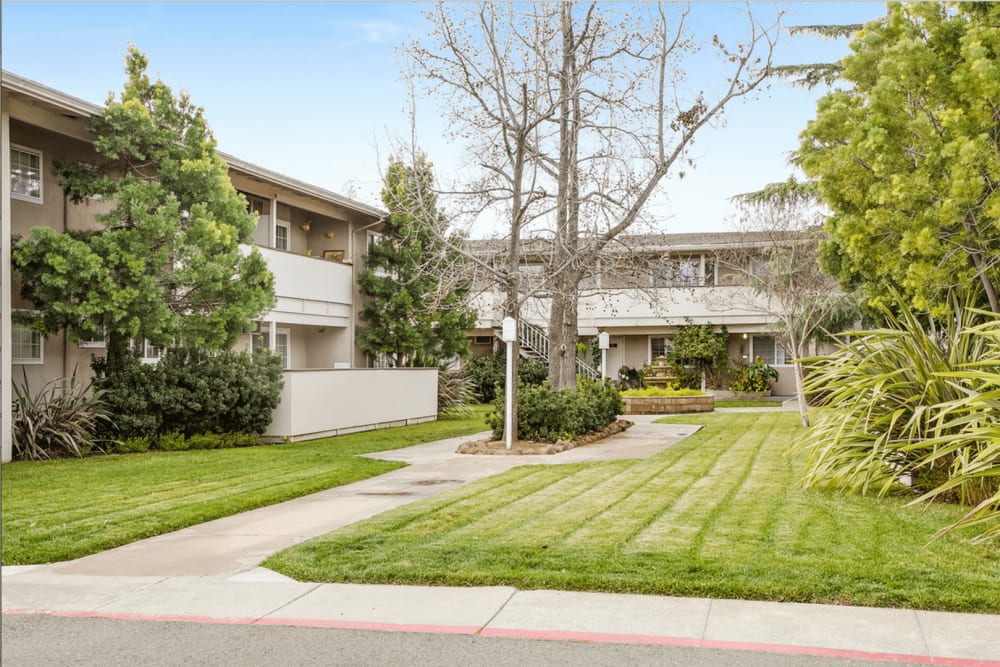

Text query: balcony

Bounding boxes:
[252,245,354,326]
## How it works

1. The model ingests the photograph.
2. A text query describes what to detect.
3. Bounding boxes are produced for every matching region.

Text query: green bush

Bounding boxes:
[156,348,284,436]
[794,299,1000,544]
[92,347,283,439]
[218,432,265,449]
[91,352,161,440]
[487,378,621,442]
[115,436,151,454]
[186,433,222,450]
[463,352,547,402]
[157,431,187,452]
[12,370,112,460]
[438,369,475,416]
[729,358,779,393]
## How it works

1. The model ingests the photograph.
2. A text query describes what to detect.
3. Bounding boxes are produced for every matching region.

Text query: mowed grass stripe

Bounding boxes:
[627,415,767,552]
[265,412,1000,612]
[2,407,492,565]
[562,424,743,548]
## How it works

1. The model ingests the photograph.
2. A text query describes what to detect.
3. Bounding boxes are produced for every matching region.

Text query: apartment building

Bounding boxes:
[468,232,818,395]
[1,72,436,461]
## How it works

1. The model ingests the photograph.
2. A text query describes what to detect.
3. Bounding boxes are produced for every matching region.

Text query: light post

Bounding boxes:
[501,316,517,450]
[598,331,610,380]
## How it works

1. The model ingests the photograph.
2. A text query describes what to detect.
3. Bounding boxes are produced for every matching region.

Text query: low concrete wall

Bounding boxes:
[265,368,438,442]
[622,395,714,415]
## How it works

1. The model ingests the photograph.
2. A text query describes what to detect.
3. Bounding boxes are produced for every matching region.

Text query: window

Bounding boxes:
[139,340,166,364]
[749,255,769,279]
[703,259,717,286]
[752,335,786,365]
[275,222,289,251]
[12,323,43,364]
[473,335,493,345]
[10,145,42,203]
[649,336,671,361]
[245,195,266,216]
[367,231,384,252]
[656,257,703,287]
[77,327,106,349]
[253,330,290,369]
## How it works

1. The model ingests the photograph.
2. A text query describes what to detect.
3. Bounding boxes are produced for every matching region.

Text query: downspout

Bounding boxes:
[1,95,13,462]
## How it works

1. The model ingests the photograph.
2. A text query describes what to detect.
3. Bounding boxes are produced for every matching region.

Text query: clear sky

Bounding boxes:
[2,2,886,235]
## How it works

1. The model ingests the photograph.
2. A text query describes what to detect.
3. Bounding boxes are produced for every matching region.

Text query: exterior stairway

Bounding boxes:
[496,320,600,380]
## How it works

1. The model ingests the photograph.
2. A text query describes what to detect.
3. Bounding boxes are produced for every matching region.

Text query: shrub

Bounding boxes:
[218,432,265,448]
[157,431,187,452]
[115,436,151,454]
[12,370,112,460]
[794,299,1000,544]
[729,358,779,393]
[438,369,475,416]
[93,347,283,439]
[156,348,284,436]
[186,433,222,450]
[91,351,161,440]
[463,352,547,402]
[487,378,621,442]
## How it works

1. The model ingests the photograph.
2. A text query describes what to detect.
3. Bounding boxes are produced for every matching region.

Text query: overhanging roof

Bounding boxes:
[1,70,387,219]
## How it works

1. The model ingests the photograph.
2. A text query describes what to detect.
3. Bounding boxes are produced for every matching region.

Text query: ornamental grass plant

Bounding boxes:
[794,300,1000,544]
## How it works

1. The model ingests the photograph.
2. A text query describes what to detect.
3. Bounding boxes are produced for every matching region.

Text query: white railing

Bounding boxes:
[517,320,599,380]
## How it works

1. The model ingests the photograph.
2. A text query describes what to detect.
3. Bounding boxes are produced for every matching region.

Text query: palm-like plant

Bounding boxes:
[12,369,113,460]
[794,299,999,543]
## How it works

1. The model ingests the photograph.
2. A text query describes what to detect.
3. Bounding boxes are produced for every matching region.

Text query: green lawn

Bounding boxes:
[1,407,490,565]
[713,399,783,408]
[264,412,1000,612]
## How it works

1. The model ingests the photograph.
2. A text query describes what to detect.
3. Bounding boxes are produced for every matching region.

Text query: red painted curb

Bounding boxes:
[5,608,999,667]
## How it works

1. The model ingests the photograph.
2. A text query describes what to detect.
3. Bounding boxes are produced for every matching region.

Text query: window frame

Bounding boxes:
[274,222,290,251]
[11,321,44,365]
[648,335,672,362]
[253,328,291,369]
[10,144,44,204]
[750,335,788,366]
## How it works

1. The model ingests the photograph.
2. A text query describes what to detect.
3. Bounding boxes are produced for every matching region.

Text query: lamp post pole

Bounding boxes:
[598,331,610,380]
[501,317,517,450]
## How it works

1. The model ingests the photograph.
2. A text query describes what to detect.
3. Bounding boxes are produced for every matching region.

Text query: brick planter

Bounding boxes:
[622,394,714,415]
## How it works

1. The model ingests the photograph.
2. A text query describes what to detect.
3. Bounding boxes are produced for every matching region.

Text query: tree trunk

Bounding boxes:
[962,216,1000,314]
[792,361,810,427]
[547,2,581,391]
[548,274,579,389]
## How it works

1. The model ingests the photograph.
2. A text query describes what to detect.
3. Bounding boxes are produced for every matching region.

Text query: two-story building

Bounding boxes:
[467,232,818,395]
[1,71,437,462]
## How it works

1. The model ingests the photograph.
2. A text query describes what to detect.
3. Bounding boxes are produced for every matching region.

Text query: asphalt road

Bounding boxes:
[2,615,927,667]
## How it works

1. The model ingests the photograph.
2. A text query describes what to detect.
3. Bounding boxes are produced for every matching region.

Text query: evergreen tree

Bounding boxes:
[13,45,274,363]
[357,154,474,367]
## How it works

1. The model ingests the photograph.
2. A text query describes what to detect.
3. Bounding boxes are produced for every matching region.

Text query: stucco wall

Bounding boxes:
[265,368,438,441]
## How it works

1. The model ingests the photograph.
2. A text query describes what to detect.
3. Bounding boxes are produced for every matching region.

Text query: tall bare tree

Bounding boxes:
[406,2,781,391]
[712,184,859,426]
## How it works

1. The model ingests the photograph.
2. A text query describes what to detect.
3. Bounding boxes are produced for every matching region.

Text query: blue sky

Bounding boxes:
[2,2,886,234]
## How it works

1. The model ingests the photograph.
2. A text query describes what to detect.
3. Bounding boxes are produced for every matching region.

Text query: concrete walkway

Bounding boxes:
[3,411,999,665]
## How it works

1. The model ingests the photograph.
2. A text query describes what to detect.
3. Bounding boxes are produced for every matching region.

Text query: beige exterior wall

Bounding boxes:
[265,368,438,441]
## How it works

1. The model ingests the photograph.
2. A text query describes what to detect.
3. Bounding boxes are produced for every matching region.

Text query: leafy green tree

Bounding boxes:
[798,3,1000,317]
[670,322,729,391]
[357,154,474,367]
[13,46,274,363]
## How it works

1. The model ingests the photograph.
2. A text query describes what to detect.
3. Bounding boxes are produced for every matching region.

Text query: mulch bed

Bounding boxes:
[456,419,634,455]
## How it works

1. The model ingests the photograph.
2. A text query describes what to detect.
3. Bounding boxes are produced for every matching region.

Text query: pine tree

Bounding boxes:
[357,154,474,367]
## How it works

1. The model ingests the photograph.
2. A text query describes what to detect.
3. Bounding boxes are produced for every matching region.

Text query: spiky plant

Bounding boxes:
[12,369,113,460]
[794,299,999,543]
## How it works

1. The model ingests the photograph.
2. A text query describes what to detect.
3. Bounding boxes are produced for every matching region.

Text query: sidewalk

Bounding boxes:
[3,412,999,665]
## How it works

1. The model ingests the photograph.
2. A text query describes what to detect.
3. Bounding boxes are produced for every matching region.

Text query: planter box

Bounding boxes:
[622,395,714,415]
